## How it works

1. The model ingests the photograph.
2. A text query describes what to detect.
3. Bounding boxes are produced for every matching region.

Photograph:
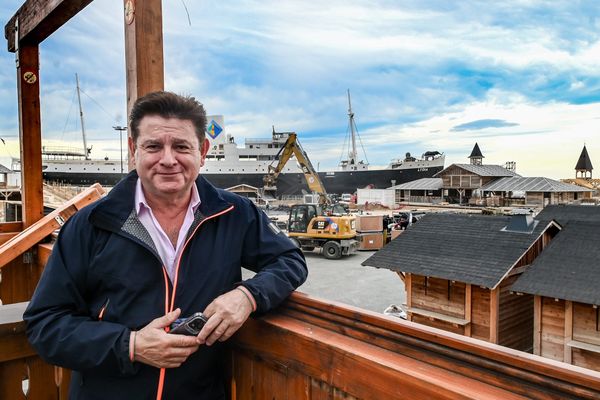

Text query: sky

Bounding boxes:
[1,0,599,179]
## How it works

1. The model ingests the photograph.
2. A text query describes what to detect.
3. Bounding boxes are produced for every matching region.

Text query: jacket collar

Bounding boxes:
[89,170,232,232]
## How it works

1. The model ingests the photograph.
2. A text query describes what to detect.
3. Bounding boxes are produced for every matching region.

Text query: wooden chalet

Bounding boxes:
[2,1,600,399]
[511,205,600,372]
[363,213,561,351]
[433,143,519,204]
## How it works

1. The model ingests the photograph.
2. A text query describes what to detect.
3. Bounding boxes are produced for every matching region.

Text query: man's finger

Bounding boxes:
[148,308,181,328]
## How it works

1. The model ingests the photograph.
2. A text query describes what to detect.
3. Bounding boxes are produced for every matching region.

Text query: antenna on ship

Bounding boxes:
[75,73,90,160]
[347,89,357,166]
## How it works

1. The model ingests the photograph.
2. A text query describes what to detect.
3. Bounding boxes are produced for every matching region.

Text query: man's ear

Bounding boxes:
[199,139,210,167]
[128,137,136,164]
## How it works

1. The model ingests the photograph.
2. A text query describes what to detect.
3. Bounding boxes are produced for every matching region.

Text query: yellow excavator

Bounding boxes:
[264,132,358,259]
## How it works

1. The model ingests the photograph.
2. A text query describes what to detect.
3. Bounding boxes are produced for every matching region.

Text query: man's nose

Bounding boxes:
[159,146,177,165]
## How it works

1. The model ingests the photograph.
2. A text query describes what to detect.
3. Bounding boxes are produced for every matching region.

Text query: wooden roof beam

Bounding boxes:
[4,0,93,52]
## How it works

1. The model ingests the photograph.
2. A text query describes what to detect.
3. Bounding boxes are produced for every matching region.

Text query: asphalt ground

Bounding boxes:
[244,248,406,315]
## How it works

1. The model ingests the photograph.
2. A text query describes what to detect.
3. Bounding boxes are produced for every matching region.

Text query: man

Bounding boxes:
[24,91,308,399]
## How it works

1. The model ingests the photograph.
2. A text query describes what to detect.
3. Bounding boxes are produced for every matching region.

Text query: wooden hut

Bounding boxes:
[480,176,593,207]
[435,163,518,204]
[363,213,560,351]
[511,205,600,371]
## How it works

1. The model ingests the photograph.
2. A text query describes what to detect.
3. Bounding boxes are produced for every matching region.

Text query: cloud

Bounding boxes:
[451,119,519,132]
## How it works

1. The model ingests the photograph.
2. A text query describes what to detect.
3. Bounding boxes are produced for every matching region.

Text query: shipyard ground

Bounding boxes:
[244,248,406,315]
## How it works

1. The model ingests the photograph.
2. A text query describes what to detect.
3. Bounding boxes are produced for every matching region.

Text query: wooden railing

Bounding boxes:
[229,293,600,399]
[0,184,104,399]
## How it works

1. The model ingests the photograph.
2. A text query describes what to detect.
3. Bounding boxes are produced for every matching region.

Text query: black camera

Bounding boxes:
[169,312,208,336]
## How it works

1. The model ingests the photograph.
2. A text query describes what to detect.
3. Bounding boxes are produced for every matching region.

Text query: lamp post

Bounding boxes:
[112,126,127,176]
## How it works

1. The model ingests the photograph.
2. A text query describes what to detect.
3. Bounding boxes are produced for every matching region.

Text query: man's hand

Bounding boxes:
[198,288,253,346]
[133,308,199,368]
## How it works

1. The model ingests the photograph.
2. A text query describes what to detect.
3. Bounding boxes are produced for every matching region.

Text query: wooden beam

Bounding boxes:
[564,300,573,364]
[533,296,541,355]
[406,273,412,322]
[0,222,22,233]
[123,0,164,170]
[465,283,472,337]
[5,0,93,52]
[489,287,499,343]
[0,183,105,269]
[17,44,43,228]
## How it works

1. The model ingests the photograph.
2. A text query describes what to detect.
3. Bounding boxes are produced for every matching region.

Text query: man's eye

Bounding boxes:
[175,145,192,152]
[143,144,161,152]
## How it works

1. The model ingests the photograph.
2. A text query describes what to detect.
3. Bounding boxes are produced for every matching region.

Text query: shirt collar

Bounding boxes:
[135,178,201,215]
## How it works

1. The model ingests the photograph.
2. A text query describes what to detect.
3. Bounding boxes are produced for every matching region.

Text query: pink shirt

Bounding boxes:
[135,179,201,282]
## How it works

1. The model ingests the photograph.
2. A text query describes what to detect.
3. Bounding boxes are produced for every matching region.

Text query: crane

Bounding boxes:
[263,132,329,204]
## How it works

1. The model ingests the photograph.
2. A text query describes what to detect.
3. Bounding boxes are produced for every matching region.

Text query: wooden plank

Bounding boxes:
[37,242,54,269]
[0,233,18,245]
[405,273,412,322]
[124,0,164,170]
[567,340,600,354]
[234,317,526,400]
[5,0,93,52]
[17,44,43,228]
[565,301,573,364]
[490,287,499,343]
[0,302,36,363]
[465,284,472,337]
[0,183,104,269]
[231,293,600,400]
[395,271,405,283]
[0,222,22,233]
[407,307,469,326]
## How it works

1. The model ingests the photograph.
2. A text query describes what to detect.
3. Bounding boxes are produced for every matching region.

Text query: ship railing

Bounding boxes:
[1,184,600,399]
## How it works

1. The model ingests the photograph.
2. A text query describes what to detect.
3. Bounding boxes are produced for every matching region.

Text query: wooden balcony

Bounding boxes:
[1,184,600,398]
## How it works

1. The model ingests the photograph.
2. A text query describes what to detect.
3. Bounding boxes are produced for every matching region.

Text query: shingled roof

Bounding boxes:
[480,177,592,193]
[536,204,600,225]
[362,213,553,289]
[389,178,443,190]
[469,143,484,158]
[510,220,600,305]
[575,145,593,171]
[434,164,520,178]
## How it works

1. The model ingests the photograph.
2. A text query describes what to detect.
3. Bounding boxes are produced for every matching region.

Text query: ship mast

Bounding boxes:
[347,89,357,165]
[75,73,89,160]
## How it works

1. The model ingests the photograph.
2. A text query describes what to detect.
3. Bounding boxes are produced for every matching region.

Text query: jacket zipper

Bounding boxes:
[155,204,234,400]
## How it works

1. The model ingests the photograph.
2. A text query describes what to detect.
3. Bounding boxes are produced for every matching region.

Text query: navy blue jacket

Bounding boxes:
[24,172,307,399]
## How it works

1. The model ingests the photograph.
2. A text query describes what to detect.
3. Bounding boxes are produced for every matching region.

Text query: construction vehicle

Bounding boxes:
[263,132,359,259]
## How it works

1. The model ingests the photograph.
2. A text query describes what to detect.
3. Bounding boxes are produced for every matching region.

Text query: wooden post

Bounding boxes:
[489,287,499,343]
[123,0,165,170]
[406,273,412,322]
[17,44,43,228]
[564,300,573,364]
[464,284,472,337]
[533,296,541,355]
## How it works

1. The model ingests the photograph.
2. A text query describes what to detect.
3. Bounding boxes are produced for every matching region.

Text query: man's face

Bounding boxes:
[129,115,209,201]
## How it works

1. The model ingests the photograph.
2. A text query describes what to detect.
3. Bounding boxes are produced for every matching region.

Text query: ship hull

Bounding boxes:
[43,165,443,196]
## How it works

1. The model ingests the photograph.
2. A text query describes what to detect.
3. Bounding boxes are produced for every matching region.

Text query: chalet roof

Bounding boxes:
[480,177,592,193]
[0,164,11,174]
[536,204,600,225]
[575,145,593,171]
[389,178,443,190]
[510,220,600,305]
[434,163,520,178]
[469,143,484,158]
[362,213,550,289]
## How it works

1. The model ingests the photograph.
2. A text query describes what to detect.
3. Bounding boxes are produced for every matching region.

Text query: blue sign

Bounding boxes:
[207,120,223,139]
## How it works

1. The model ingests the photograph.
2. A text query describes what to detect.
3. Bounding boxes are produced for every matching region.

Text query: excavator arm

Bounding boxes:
[263,132,328,204]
